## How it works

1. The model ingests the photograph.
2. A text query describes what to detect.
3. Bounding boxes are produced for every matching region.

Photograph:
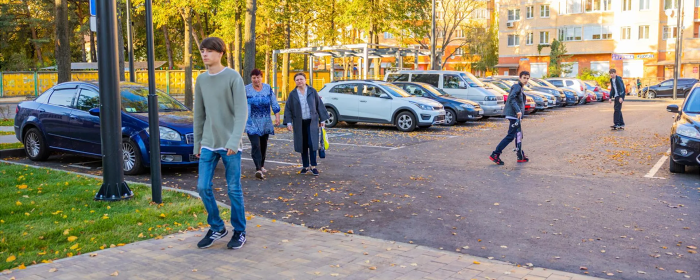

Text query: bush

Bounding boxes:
[577,68,611,88]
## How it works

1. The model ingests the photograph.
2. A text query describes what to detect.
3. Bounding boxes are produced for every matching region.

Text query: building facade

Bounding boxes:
[497,0,700,82]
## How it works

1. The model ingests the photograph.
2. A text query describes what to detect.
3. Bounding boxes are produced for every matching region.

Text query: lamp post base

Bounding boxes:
[94,182,133,201]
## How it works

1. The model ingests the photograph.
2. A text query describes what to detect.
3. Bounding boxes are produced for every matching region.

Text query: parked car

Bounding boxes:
[524,96,537,115]
[643,78,699,99]
[485,76,566,107]
[666,83,700,173]
[392,82,483,125]
[488,79,549,111]
[385,70,505,118]
[318,80,446,132]
[546,78,588,104]
[531,78,579,105]
[497,79,556,109]
[14,82,196,175]
[583,81,603,101]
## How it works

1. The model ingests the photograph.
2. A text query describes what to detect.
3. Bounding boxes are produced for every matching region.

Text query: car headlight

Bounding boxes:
[460,103,475,109]
[676,124,700,139]
[146,126,181,141]
[409,101,433,111]
[484,96,497,101]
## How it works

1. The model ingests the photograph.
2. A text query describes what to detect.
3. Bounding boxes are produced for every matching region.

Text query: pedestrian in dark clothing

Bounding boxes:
[609,69,626,129]
[245,68,281,180]
[490,71,530,165]
[284,73,329,176]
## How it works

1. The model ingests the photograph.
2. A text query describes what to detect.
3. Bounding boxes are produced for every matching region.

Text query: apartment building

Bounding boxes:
[497,0,700,80]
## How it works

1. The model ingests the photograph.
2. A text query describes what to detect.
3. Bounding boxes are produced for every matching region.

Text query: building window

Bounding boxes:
[694,23,699,38]
[559,26,583,41]
[567,0,583,13]
[697,0,700,7]
[454,48,464,56]
[508,9,521,21]
[639,0,650,10]
[526,32,534,45]
[662,26,678,40]
[437,12,444,20]
[585,0,611,12]
[384,32,394,39]
[620,27,631,40]
[664,0,678,9]
[507,34,520,46]
[539,31,550,44]
[638,25,649,39]
[622,0,632,11]
[584,25,612,40]
[526,6,534,18]
[540,5,550,17]
[455,28,464,38]
[437,28,444,38]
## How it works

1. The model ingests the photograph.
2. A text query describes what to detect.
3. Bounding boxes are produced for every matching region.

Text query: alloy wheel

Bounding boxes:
[122,142,136,172]
[398,115,413,130]
[25,132,40,158]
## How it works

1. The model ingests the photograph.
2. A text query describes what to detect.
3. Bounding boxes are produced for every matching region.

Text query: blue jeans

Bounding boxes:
[196,149,246,233]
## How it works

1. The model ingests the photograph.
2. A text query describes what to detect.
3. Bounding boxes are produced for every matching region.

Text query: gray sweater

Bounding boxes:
[193,67,248,153]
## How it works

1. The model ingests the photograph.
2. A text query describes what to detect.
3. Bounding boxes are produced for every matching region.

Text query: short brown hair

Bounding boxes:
[200,37,226,55]
[609,69,617,74]
[250,68,263,77]
[294,72,306,80]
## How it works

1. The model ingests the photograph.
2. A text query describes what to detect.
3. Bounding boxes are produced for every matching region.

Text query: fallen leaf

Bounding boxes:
[494,203,500,206]
[331,273,339,276]
[473,261,481,264]
[369,266,377,270]
[6,255,16,262]
[159,213,166,218]
[67,236,77,242]
[110,271,119,276]
[192,269,198,272]
[638,271,646,274]
[17,264,25,270]
[69,243,79,250]
[49,268,57,273]
[580,267,588,270]
[676,270,687,274]
[89,253,98,257]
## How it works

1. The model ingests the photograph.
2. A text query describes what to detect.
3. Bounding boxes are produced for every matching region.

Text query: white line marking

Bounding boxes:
[241,158,298,166]
[331,128,456,138]
[644,148,671,179]
[267,138,399,150]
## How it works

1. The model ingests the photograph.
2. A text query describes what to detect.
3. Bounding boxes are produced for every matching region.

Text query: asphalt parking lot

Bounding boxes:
[5,97,699,280]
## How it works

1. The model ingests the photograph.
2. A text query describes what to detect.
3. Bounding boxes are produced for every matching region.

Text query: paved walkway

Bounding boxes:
[1,215,602,280]
[0,126,18,144]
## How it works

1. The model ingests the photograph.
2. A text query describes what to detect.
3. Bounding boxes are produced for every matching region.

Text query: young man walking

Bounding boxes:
[193,37,249,249]
[490,71,529,165]
[609,69,626,129]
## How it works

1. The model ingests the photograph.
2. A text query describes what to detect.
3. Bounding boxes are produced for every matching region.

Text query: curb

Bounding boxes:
[0,148,25,159]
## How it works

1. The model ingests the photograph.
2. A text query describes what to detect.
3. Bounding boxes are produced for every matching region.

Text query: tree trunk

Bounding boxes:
[183,9,193,108]
[31,27,43,68]
[162,25,173,70]
[234,11,242,73]
[264,21,270,83]
[55,0,71,83]
[282,21,290,96]
[243,0,257,84]
[303,24,308,71]
[227,41,234,68]
[90,31,97,62]
[117,0,125,81]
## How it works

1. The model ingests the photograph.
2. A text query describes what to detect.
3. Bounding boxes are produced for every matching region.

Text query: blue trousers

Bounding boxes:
[196,149,246,233]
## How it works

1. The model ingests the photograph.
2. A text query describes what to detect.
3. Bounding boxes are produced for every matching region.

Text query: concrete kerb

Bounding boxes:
[0,159,603,280]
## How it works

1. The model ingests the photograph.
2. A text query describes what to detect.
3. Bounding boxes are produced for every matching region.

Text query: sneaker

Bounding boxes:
[489,152,504,165]
[197,228,228,249]
[517,150,529,163]
[261,167,267,173]
[300,167,309,175]
[311,168,319,176]
[227,231,246,249]
[255,170,265,180]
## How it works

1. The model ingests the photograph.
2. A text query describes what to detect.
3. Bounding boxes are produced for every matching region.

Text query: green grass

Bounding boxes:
[0,143,22,150]
[0,131,14,136]
[0,163,215,271]
[0,119,13,126]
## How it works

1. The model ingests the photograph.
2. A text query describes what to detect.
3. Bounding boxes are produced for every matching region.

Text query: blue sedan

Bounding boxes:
[14,81,197,175]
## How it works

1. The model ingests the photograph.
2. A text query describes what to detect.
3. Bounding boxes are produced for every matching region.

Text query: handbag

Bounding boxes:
[319,128,329,158]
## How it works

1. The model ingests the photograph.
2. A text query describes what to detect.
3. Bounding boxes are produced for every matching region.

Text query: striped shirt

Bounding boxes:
[297,86,311,120]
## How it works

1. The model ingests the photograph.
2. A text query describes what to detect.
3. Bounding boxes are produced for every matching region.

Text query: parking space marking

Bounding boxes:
[267,138,404,150]
[241,158,298,166]
[644,148,671,179]
[330,128,458,138]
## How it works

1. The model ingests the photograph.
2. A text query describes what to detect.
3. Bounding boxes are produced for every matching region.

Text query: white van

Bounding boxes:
[385,70,504,118]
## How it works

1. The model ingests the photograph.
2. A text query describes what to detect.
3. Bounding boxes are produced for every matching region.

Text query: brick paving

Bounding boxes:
[0,214,603,280]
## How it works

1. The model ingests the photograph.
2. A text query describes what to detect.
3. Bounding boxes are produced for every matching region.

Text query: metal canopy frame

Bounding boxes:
[272,43,430,95]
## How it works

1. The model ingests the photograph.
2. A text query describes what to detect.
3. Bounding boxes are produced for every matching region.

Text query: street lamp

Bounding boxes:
[672,0,683,100]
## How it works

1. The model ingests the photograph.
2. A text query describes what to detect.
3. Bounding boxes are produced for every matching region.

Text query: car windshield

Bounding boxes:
[534,79,557,88]
[583,82,596,89]
[460,72,485,87]
[380,83,411,98]
[684,89,700,113]
[121,86,189,113]
[419,84,446,96]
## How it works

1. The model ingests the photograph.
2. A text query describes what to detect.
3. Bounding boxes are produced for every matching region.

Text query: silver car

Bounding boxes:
[546,78,588,104]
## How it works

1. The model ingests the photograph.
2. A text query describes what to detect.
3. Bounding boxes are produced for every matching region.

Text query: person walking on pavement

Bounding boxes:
[490,71,529,165]
[245,68,281,180]
[636,78,642,96]
[609,69,626,129]
[284,73,329,176]
[193,37,249,250]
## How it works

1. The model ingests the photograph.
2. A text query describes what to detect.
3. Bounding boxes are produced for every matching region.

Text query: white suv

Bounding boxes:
[318,80,446,132]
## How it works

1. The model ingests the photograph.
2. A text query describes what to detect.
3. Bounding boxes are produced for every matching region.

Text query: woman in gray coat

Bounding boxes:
[284,72,329,176]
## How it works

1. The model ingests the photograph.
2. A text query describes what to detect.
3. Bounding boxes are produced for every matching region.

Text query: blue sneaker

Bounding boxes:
[227,231,246,249]
[311,168,319,176]
[300,167,309,175]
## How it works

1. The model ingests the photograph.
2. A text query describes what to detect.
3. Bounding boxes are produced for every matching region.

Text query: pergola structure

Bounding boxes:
[272,43,430,95]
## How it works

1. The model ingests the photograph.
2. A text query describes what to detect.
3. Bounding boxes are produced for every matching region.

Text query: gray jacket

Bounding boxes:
[503,82,525,118]
[283,86,329,153]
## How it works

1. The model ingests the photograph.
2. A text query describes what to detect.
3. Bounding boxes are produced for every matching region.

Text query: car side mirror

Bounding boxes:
[88,108,100,116]
[666,104,679,113]
[459,81,468,89]
[379,93,391,99]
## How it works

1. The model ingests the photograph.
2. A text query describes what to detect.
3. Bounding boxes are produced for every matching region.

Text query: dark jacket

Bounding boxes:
[610,76,626,99]
[503,82,525,119]
[283,86,329,153]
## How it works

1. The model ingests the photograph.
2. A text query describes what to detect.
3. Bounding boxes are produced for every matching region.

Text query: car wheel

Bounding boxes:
[669,157,685,173]
[24,128,50,161]
[444,109,457,126]
[395,111,416,132]
[325,107,338,128]
[648,90,656,99]
[122,138,144,175]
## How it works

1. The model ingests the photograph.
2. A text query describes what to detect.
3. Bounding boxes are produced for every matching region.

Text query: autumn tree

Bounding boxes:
[55,0,71,82]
